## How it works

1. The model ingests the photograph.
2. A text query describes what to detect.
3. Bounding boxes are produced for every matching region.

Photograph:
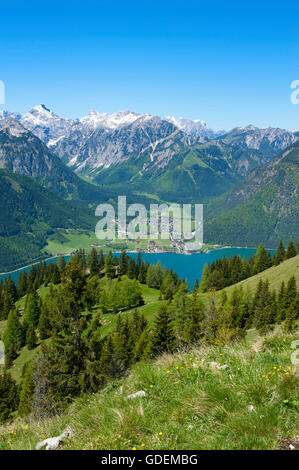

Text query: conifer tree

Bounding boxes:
[0,371,19,423]
[286,241,297,259]
[274,240,285,265]
[285,276,297,310]
[119,250,128,276]
[38,309,50,340]
[127,257,136,279]
[18,362,35,417]
[58,256,66,273]
[89,248,99,276]
[136,252,142,271]
[276,281,286,322]
[99,249,105,271]
[253,244,272,274]
[185,288,204,343]
[253,280,275,334]
[24,291,41,327]
[146,264,158,288]
[105,251,115,279]
[284,294,299,332]
[151,305,176,355]
[2,308,25,366]
[26,327,37,350]
[193,278,199,292]
[138,261,147,284]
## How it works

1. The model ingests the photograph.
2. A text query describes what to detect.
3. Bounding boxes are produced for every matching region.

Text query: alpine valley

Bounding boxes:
[0,104,298,271]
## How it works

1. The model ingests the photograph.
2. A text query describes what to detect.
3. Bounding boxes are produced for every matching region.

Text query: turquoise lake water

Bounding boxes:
[0,248,270,290]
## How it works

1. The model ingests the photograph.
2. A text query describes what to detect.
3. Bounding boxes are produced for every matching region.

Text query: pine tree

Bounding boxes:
[52,264,61,284]
[151,305,176,355]
[18,362,35,417]
[138,261,147,284]
[146,264,158,288]
[127,257,136,279]
[58,256,66,273]
[185,288,204,343]
[284,293,299,332]
[105,251,115,279]
[253,244,272,274]
[253,280,275,334]
[136,252,142,270]
[2,308,25,366]
[24,291,40,327]
[26,327,37,350]
[99,249,105,271]
[276,281,286,322]
[0,371,19,423]
[193,278,199,292]
[274,240,285,265]
[119,250,128,276]
[285,276,297,310]
[89,248,99,276]
[99,336,122,379]
[286,241,297,259]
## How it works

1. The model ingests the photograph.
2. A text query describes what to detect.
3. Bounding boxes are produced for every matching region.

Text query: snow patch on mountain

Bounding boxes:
[165,116,224,139]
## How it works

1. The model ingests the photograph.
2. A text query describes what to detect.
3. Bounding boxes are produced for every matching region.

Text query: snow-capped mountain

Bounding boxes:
[0,110,21,121]
[1,105,298,177]
[19,104,75,144]
[80,109,155,130]
[165,116,224,139]
[219,125,298,153]
[54,115,193,172]
[12,105,196,172]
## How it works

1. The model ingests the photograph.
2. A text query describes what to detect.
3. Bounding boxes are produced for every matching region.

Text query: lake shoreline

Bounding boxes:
[0,244,275,276]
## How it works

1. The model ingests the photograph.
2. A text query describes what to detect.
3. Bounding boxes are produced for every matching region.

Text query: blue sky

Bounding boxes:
[0,0,298,130]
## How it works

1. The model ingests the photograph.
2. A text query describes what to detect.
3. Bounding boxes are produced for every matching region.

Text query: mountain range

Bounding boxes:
[0,104,298,268]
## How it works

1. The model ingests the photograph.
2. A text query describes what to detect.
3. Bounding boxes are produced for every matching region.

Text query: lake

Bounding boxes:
[0,248,267,290]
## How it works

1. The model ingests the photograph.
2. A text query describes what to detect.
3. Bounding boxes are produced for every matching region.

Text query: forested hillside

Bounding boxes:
[0,170,94,271]
[0,248,298,450]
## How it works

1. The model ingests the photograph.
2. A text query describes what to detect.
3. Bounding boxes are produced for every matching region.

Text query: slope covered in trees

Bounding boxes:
[0,170,95,271]
[0,246,298,432]
[205,142,299,247]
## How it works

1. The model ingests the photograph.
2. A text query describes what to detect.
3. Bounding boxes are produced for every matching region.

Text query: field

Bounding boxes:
[43,229,172,256]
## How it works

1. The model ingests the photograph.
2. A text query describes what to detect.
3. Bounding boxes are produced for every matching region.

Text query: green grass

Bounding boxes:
[1,327,298,450]
[223,254,299,297]
[44,229,172,256]
[9,344,42,383]
[93,282,164,337]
